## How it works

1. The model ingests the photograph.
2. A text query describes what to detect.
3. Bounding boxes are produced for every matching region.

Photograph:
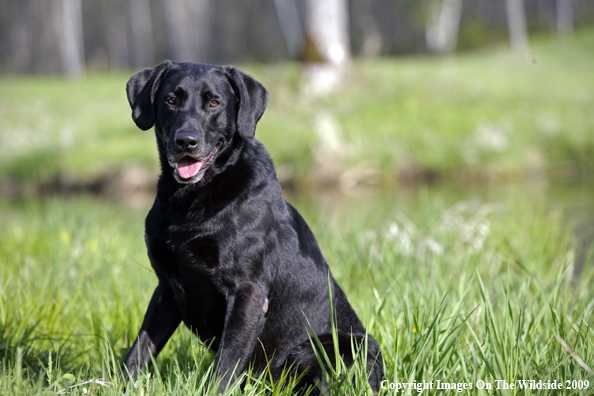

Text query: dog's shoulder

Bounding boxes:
[231,138,283,200]
[239,139,277,176]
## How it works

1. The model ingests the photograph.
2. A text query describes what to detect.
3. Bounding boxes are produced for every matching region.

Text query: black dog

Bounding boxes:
[122,61,383,394]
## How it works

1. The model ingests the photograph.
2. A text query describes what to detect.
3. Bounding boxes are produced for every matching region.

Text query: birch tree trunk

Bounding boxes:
[302,0,352,186]
[129,0,154,67]
[505,0,530,60]
[426,0,463,55]
[303,0,351,95]
[54,0,85,77]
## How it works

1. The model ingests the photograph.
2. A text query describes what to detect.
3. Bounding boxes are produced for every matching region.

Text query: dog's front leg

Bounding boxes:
[212,282,268,393]
[122,282,182,380]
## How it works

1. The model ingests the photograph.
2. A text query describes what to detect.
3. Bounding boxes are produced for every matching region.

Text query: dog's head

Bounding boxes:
[126,61,268,184]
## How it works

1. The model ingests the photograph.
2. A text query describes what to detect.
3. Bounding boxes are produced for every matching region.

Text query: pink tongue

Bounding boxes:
[178,157,203,179]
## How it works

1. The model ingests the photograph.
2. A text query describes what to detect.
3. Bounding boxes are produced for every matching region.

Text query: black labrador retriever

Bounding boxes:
[122,61,383,394]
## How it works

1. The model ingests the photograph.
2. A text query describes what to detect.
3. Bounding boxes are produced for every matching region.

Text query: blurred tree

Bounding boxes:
[54,0,85,78]
[556,0,574,35]
[352,0,383,58]
[302,0,351,95]
[301,0,352,186]
[2,0,594,74]
[273,0,304,59]
[104,0,129,69]
[129,0,155,67]
[38,2,61,74]
[12,0,32,72]
[164,0,210,62]
[506,0,531,60]
[426,0,463,55]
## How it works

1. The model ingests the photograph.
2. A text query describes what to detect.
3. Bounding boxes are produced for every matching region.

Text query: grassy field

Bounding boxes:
[1,31,594,395]
[0,30,593,186]
[0,186,593,395]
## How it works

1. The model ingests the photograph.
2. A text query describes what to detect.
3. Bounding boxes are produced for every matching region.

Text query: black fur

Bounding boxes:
[121,61,383,394]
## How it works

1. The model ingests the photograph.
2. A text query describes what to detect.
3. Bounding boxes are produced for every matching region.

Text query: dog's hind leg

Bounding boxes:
[287,333,384,395]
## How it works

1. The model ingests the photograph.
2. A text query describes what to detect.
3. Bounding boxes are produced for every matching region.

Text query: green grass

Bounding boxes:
[0,186,593,395]
[0,74,154,182]
[1,30,594,185]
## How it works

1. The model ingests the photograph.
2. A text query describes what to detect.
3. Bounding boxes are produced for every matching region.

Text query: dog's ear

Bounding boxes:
[223,66,268,140]
[126,61,173,131]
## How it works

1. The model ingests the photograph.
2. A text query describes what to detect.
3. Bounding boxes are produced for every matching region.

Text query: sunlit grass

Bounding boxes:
[0,186,593,394]
[1,30,594,185]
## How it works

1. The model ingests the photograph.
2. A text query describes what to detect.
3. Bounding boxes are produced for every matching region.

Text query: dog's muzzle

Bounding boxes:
[167,134,221,184]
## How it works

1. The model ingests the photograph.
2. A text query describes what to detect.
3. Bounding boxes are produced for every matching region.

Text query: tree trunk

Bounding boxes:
[164,0,210,62]
[303,0,351,95]
[129,0,155,67]
[505,0,530,60]
[105,0,129,69]
[426,0,463,55]
[556,0,574,35]
[36,1,60,74]
[164,0,192,61]
[12,0,32,73]
[54,0,85,78]
[273,0,304,59]
[353,0,382,58]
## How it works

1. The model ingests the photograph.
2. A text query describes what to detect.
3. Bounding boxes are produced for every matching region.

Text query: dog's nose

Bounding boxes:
[174,130,200,150]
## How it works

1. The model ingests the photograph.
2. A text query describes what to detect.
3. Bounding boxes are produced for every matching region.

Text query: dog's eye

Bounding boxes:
[166,97,176,105]
[210,100,219,108]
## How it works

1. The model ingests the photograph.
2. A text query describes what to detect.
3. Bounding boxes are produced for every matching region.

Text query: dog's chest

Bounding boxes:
[147,227,230,274]
[146,230,230,338]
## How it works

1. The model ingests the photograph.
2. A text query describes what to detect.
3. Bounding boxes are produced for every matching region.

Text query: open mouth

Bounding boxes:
[169,144,220,183]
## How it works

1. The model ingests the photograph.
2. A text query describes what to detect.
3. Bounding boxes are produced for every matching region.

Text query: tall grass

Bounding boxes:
[0,185,592,394]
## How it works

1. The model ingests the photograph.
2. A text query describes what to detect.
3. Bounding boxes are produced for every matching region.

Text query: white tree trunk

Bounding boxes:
[426,0,463,55]
[556,0,574,35]
[305,0,350,66]
[129,0,155,67]
[164,0,210,62]
[54,0,85,77]
[505,0,530,60]
[303,0,351,95]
